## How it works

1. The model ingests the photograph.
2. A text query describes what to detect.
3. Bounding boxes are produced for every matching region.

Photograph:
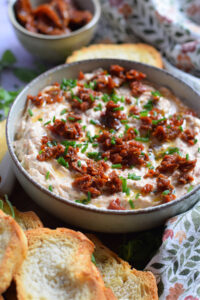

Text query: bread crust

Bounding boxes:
[66,43,163,68]
[87,234,158,300]
[1,199,43,231]
[15,228,116,300]
[0,211,27,294]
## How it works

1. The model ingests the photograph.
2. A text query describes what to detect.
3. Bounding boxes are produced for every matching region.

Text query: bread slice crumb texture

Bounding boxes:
[15,228,116,300]
[88,234,158,300]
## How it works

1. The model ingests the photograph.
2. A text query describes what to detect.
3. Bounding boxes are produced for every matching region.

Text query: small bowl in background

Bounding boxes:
[8,0,101,63]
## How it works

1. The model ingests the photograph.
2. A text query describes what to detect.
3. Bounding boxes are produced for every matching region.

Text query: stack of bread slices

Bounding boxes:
[0,196,158,300]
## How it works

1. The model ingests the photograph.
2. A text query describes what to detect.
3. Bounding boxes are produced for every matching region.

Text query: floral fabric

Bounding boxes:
[96,0,200,78]
[146,202,200,299]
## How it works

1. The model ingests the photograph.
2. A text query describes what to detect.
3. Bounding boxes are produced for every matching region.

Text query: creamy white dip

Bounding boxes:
[14,68,200,210]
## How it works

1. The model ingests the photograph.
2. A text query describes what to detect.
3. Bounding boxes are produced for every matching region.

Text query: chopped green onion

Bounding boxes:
[152,118,166,125]
[77,161,81,167]
[164,147,180,155]
[60,108,67,115]
[39,150,43,154]
[129,200,135,209]
[44,120,51,126]
[57,157,69,168]
[128,173,141,180]
[104,157,108,161]
[87,152,102,161]
[111,136,116,145]
[48,185,53,192]
[0,199,3,210]
[92,143,98,148]
[186,154,189,161]
[45,171,50,180]
[94,103,102,111]
[179,125,183,132]
[132,115,140,119]
[194,139,198,144]
[135,192,140,199]
[143,100,153,111]
[198,148,200,153]
[89,94,95,102]
[82,125,86,130]
[140,110,149,117]
[112,164,122,169]
[38,118,43,122]
[113,106,124,111]
[188,185,193,193]
[151,90,161,98]
[121,177,127,193]
[134,128,139,136]
[126,187,130,196]
[81,143,88,153]
[28,108,33,117]
[162,190,170,195]
[68,116,75,121]
[90,120,97,125]
[121,119,128,124]
[91,253,97,265]
[53,116,56,123]
[73,95,82,103]
[135,136,149,142]
[102,94,110,102]
[61,118,66,123]
[5,194,15,219]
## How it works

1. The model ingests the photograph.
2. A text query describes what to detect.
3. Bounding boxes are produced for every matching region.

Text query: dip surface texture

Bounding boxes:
[14,65,200,210]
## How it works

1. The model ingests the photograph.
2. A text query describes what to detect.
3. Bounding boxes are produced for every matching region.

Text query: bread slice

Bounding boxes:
[0,295,4,300]
[0,198,43,231]
[14,228,116,300]
[66,43,163,68]
[0,210,27,294]
[87,234,158,300]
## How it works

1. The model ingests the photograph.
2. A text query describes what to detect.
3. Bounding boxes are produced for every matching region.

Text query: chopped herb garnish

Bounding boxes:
[87,152,102,161]
[135,192,140,199]
[113,106,124,111]
[0,199,3,210]
[188,185,194,193]
[151,90,161,98]
[61,78,77,90]
[77,161,81,167]
[57,157,69,168]
[104,157,108,161]
[68,116,75,121]
[164,147,180,155]
[48,185,53,192]
[194,139,198,144]
[45,171,50,180]
[44,120,51,126]
[89,94,95,102]
[102,94,110,102]
[162,190,170,195]
[112,164,122,169]
[94,103,102,111]
[186,153,189,161]
[135,136,149,142]
[60,108,67,115]
[146,162,154,169]
[38,118,43,121]
[46,141,53,147]
[198,148,200,153]
[121,119,128,124]
[82,125,86,130]
[53,116,55,123]
[140,110,149,117]
[75,191,91,205]
[179,125,183,132]
[91,253,97,265]
[143,100,153,111]
[134,128,139,136]
[28,108,33,117]
[92,143,98,148]
[152,118,166,125]
[128,173,141,180]
[73,95,82,103]
[121,177,127,193]
[61,118,66,123]
[111,136,116,145]
[124,124,130,133]
[5,194,15,219]
[129,200,135,209]
[110,129,116,134]
[39,150,43,154]
[132,114,140,119]
[81,143,88,153]
[90,120,97,125]
[126,187,130,196]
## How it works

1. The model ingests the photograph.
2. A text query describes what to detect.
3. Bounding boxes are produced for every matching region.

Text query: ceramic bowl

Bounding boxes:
[8,0,101,63]
[6,59,200,233]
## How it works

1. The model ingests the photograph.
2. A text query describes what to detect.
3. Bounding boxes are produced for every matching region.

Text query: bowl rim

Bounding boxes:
[6,58,200,216]
[8,0,101,40]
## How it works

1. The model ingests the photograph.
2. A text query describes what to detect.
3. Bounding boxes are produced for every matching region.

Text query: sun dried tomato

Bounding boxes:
[48,119,82,139]
[100,101,126,130]
[181,129,196,145]
[141,184,153,195]
[130,81,146,97]
[126,69,146,81]
[107,198,125,210]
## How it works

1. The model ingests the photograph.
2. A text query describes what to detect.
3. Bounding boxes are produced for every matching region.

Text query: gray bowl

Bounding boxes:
[6,59,200,233]
[8,0,101,63]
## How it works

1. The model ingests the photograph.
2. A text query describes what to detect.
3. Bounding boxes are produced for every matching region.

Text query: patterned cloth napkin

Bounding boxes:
[96,1,200,298]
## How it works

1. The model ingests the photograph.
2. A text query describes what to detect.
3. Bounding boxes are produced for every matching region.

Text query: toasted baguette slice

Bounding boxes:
[66,43,163,68]
[14,228,116,300]
[87,234,158,300]
[0,210,27,294]
[0,198,43,231]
